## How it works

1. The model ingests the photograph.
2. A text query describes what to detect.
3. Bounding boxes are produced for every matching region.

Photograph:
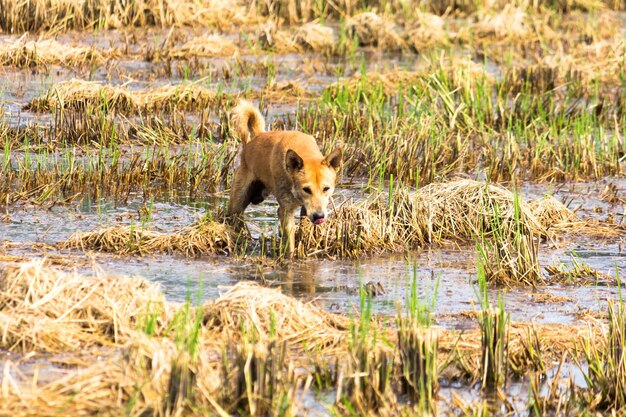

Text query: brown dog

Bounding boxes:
[228,100,342,256]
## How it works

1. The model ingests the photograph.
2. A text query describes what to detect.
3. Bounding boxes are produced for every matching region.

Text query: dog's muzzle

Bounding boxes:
[312,212,325,225]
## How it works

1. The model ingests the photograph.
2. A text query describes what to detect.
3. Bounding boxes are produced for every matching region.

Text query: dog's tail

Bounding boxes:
[231,100,265,144]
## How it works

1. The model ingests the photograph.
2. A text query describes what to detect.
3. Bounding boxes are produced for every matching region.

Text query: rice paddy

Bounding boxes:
[0,0,625,415]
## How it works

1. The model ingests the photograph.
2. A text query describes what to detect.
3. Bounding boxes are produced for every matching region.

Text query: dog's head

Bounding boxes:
[286,147,342,225]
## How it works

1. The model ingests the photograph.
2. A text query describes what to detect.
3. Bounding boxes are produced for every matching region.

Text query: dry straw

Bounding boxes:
[471,5,531,40]
[529,195,624,238]
[293,21,336,53]
[26,78,310,114]
[503,35,626,96]
[202,282,348,351]
[295,203,396,258]
[0,331,225,417]
[64,221,238,256]
[439,321,604,381]
[0,257,611,415]
[403,11,448,51]
[261,79,310,102]
[0,320,605,416]
[346,12,406,51]
[0,267,338,415]
[260,21,336,54]
[539,36,626,89]
[528,195,579,230]
[25,79,222,113]
[0,259,167,352]
[382,180,548,244]
[0,35,117,68]
[258,22,299,53]
[167,34,238,59]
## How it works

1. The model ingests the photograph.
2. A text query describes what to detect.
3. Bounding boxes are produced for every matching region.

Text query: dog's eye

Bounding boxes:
[303,187,312,194]
[323,187,330,192]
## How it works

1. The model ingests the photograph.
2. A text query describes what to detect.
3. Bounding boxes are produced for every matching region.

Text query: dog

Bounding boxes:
[228,100,342,256]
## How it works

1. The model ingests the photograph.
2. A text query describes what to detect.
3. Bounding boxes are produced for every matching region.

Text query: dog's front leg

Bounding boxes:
[278,206,297,257]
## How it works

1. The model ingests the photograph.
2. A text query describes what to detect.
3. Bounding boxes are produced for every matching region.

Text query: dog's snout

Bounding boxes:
[312,212,325,225]
[312,212,325,221]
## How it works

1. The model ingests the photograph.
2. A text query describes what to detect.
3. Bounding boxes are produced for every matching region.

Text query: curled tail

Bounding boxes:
[231,100,265,144]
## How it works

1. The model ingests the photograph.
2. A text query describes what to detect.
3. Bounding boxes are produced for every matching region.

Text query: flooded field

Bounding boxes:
[0,0,625,416]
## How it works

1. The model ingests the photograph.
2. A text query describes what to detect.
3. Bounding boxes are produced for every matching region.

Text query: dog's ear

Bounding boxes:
[285,149,304,172]
[323,147,343,171]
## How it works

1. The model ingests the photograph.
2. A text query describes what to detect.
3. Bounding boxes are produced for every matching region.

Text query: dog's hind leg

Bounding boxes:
[227,168,255,230]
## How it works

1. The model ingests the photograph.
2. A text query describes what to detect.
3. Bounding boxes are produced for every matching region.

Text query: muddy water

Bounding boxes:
[0,180,623,331]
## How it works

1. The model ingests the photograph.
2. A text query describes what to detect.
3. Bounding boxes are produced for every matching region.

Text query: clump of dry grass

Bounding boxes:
[395,180,546,244]
[0,259,167,352]
[26,78,311,114]
[258,20,344,55]
[500,32,625,97]
[0,354,134,416]
[528,195,578,230]
[0,268,333,415]
[0,255,612,416]
[0,268,345,414]
[293,179,559,285]
[25,79,222,113]
[391,180,544,286]
[479,228,542,287]
[293,21,336,53]
[258,22,299,52]
[0,331,227,416]
[403,11,448,51]
[471,5,531,39]
[541,36,626,89]
[261,79,310,102]
[295,203,396,258]
[440,321,604,382]
[61,180,599,264]
[529,195,623,238]
[346,11,405,50]
[167,34,238,59]
[0,319,606,416]
[0,35,117,68]
[64,221,238,257]
[202,282,347,351]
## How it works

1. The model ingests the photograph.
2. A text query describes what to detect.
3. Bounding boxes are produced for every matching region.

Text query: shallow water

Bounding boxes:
[0,25,625,413]
[1,180,623,331]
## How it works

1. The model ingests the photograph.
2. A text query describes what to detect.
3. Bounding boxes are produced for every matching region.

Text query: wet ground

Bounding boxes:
[1,20,625,415]
[1,179,623,330]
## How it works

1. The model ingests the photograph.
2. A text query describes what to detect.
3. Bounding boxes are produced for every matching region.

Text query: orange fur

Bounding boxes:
[230,100,266,144]
[228,101,342,256]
